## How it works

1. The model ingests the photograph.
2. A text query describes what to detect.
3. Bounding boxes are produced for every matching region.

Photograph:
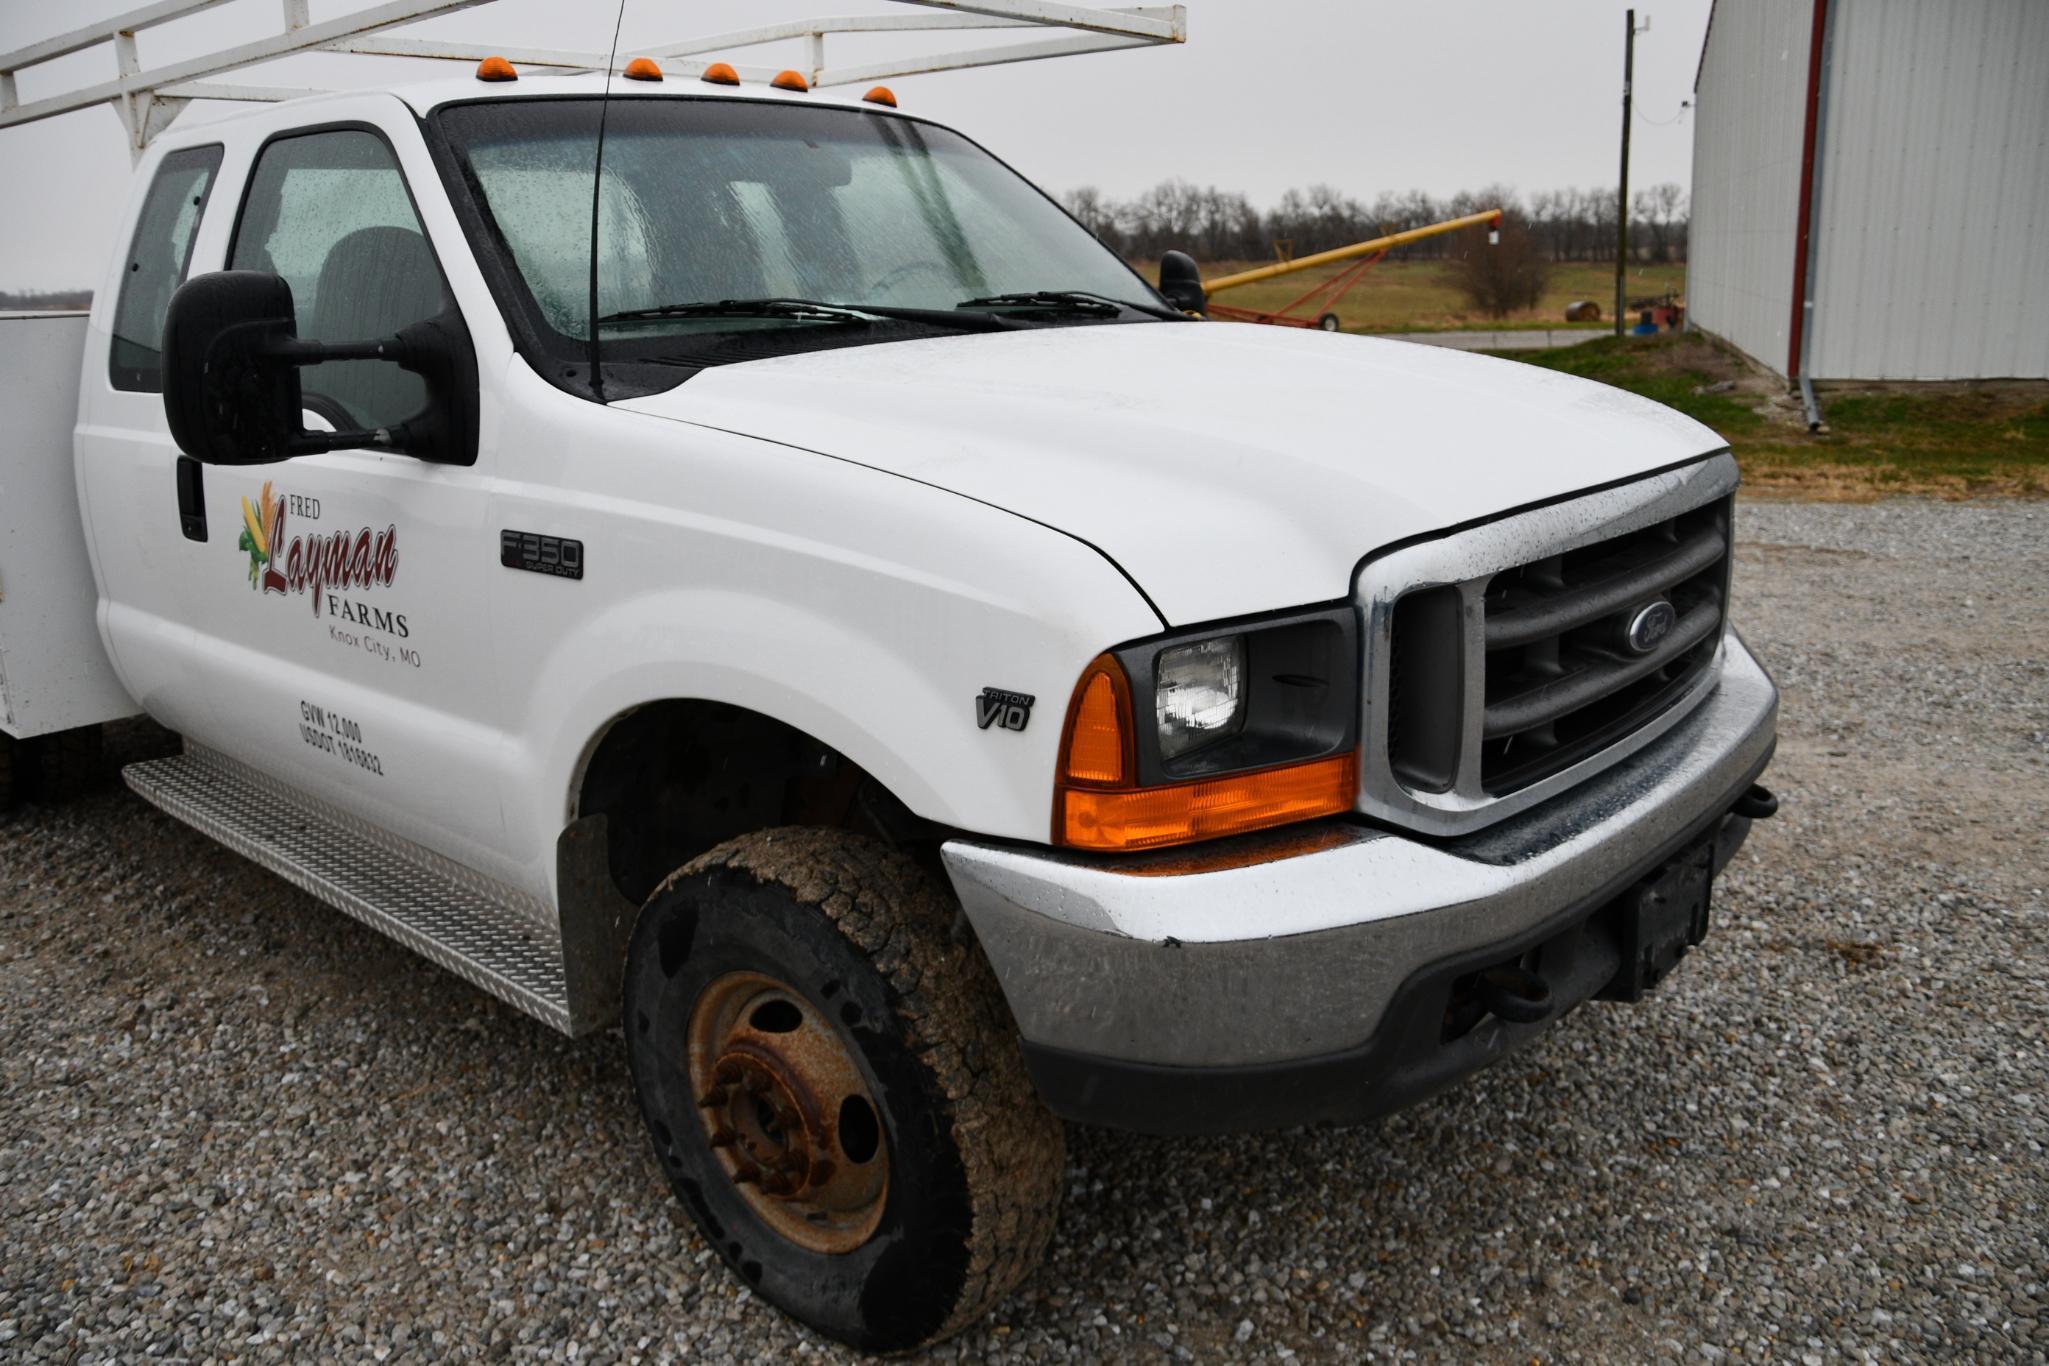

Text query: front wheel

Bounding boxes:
[624,828,1065,1352]
[1315,311,1342,332]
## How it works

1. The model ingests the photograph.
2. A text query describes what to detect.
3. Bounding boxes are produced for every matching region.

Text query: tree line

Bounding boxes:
[0,288,93,310]
[1060,181,1689,266]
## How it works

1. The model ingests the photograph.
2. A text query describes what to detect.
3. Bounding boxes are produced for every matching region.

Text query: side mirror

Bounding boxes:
[162,271,301,465]
[162,269,478,466]
[1157,250,1207,316]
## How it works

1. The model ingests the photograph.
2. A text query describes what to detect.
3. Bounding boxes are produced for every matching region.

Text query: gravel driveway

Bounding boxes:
[3,499,2045,1363]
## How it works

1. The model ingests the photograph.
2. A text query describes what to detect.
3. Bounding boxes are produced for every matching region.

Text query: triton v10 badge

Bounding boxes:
[976,688,1034,732]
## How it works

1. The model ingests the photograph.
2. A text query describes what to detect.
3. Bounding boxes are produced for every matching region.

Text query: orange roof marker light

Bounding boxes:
[770,69,810,92]
[623,57,663,81]
[699,61,740,86]
[475,56,517,82]
[862,85,898,107]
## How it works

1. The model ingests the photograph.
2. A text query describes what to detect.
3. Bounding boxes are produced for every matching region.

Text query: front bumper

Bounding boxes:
[941,632,1778,1134]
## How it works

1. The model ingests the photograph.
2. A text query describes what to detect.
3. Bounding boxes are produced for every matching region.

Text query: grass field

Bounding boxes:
[1146,258,1688,333]
[1504,333,2049,499]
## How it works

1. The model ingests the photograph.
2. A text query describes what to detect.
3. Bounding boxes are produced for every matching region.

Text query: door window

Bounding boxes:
[229,129,449,432]
[109,144,223,392]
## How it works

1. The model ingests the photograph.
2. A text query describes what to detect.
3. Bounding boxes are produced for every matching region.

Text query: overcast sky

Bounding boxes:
[0,0,1711,289]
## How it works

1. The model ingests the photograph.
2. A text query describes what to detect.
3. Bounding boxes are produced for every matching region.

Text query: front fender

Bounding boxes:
[534,583,1050,837]
[488,366,1162,900]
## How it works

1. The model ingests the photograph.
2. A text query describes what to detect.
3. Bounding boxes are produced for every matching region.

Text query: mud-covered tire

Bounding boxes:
[624,828,1065,1353]
[34,724,105,802]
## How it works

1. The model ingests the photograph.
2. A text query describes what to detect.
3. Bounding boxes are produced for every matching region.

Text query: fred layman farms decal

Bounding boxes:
[235,481,419,668]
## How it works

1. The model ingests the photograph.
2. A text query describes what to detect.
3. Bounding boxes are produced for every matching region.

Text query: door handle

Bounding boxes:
[176,455,207,542]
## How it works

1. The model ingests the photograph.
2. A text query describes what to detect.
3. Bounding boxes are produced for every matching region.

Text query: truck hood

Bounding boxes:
[616,323,1725,626]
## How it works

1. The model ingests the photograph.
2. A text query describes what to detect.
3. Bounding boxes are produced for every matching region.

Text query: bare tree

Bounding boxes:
[1449,215,1548,318]
[1632,182,1688,263]
[1062,186,1117,245]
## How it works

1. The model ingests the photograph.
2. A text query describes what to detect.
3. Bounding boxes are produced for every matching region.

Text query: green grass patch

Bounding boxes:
[1509,335,1765,436]
[1502,333,2049,500]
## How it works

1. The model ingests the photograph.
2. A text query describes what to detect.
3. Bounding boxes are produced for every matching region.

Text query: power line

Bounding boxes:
[1637,99,1693,127]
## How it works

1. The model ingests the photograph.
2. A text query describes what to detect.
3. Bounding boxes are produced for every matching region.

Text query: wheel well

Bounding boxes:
[575,700,936,905]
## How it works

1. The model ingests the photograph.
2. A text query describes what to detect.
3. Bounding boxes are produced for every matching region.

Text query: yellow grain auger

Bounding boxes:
[1187,208,1503,331]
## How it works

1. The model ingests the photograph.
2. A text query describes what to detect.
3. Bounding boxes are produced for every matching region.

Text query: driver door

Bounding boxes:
[178,122,507,869]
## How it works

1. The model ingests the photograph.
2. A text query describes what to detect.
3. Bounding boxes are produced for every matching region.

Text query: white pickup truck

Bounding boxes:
[1,60,1777,1352]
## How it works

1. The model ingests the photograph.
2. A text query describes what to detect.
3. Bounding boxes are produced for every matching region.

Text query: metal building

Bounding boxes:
[1686,0,2049,382]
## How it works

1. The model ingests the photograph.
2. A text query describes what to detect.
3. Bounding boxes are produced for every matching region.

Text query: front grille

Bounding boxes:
[1476,496,1730,793]
[1357,455,1739,836]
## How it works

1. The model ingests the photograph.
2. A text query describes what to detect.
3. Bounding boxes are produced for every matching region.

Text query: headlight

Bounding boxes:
[1155,636,1245,759]
[1053,605,1362,851]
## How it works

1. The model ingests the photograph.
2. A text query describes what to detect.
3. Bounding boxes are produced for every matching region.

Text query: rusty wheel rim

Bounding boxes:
[685,971,890,1253]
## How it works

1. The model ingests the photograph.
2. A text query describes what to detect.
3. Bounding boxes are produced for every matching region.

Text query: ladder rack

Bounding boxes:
[1,1,1185,160]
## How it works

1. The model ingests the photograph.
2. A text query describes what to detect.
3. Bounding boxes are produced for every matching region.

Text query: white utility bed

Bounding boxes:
[0,312,139,739]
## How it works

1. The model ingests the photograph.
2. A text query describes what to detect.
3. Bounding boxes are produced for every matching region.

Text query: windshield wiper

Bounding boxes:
[959,290,1188,321]
[599,297,1016,332]
[599,298,869,326]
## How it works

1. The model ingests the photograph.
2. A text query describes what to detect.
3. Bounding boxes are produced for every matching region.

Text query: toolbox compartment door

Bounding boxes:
[0,311,141,739]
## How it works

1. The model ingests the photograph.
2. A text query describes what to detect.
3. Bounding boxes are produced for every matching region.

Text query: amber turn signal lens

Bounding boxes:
[623,56,662,81]
[770,68,810,92]
[862,85,898,107]
[1060,657,1133,786]
[475,56,517,82]
[1052,653,1355,851]
[1058,753,1357,853]
[700,61,740,85]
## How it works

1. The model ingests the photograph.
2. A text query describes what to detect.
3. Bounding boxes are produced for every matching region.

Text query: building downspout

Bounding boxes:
[1788,0,1836,431]
[1798,375,1825,432]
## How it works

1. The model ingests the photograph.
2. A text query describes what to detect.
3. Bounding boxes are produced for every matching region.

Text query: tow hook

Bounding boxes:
[1733,783,1779,820]
[1477,966,1553,1024]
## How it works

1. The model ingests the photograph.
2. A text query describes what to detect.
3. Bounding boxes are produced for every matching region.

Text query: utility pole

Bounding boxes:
[1616,10,1648,336]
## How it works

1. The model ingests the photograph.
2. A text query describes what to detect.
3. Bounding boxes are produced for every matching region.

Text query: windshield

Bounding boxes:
[433,96,1162,388]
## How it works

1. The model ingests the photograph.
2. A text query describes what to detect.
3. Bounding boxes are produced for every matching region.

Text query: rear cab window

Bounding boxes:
[109,144,224,392]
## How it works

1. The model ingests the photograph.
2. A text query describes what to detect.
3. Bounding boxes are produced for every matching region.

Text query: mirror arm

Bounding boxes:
[248,333,410,456]
[263,335,416,368]
[261,331,446,459]
[285,426,404,457]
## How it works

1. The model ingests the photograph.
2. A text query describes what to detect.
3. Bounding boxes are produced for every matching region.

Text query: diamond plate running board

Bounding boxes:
[125,744,578,1034]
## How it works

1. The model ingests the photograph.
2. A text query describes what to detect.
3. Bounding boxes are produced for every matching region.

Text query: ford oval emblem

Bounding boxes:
[1626,600,1678,654]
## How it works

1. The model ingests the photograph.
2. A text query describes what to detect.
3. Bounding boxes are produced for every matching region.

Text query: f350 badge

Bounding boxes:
[976,688,1034,733]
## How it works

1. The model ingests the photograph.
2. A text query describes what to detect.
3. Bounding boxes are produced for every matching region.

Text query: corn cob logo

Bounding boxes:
[238,480,283,588]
